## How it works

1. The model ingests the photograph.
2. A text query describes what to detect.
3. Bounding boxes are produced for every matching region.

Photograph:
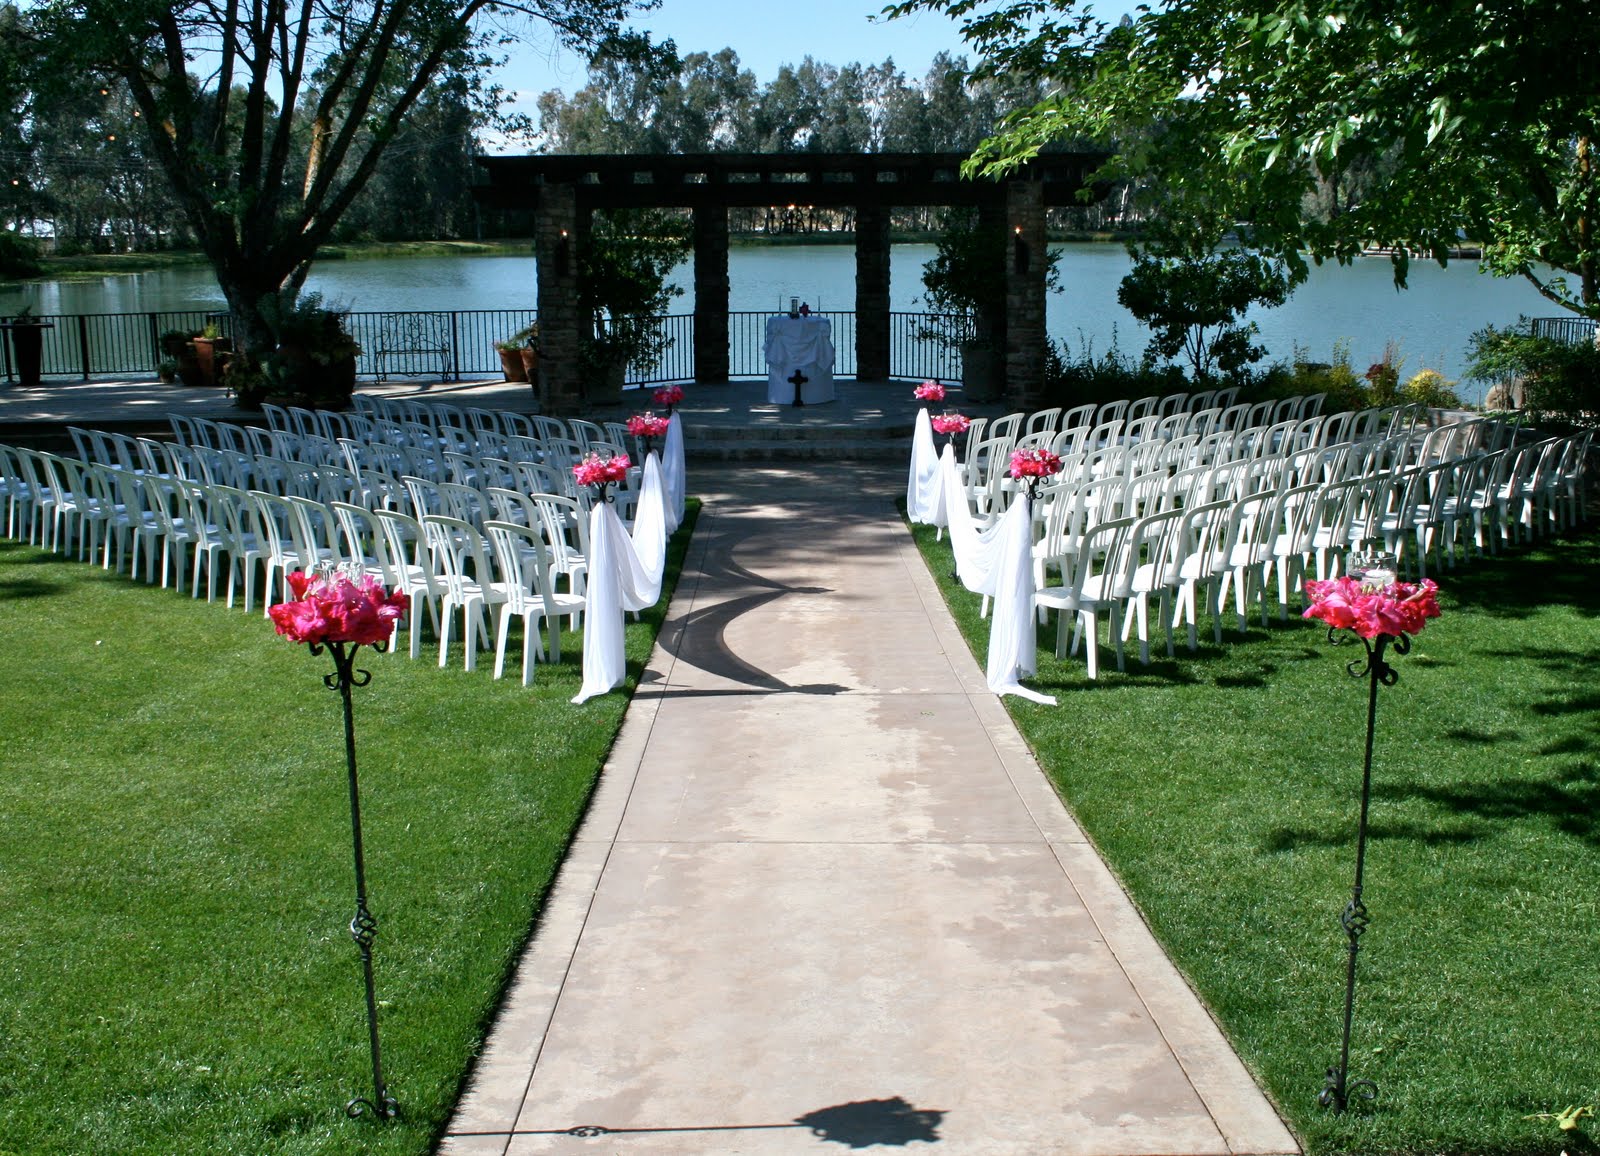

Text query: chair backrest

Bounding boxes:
[1066,514,1138,601]
[1023,407,1062,437]
[484,519,562,612]
[422,513,495,595]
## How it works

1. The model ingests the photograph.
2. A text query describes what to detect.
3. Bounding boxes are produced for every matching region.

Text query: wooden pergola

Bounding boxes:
[473,152,1105,412]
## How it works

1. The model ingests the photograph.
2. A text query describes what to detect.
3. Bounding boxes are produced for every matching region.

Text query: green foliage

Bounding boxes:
[496,323,540,352]
[1467,322,1600,428]
[1117,246,1295,380]
[0,230,42,278]
[911,520,1600,1156]
[1041,329,1187,407]
[1402,369,1461,409]
[579,209,690,376]
[920,209,1061,352]
[889,0,1600,315]
[25,0,645,360]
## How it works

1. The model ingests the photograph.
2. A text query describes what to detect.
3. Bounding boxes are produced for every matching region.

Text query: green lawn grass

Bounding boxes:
[910,521,1600,1156]
[0,503,696,1156]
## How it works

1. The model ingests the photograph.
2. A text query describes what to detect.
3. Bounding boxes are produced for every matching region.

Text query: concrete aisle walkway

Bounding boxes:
[442,463,1299,1156]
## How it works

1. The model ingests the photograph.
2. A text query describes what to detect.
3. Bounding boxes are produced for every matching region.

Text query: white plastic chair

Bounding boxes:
[423,513,510,672]
[484,520,588,685]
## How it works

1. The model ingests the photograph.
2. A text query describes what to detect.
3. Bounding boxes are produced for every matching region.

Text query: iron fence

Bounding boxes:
[2,306,970,385]
[1530,316,1599,347]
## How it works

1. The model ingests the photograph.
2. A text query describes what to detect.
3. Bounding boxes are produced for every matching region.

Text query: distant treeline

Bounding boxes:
[2,43,1135,256]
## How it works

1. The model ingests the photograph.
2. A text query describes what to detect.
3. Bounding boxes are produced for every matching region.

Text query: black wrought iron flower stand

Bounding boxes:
[1318,628,1408,1113]
[313,637,398,1122]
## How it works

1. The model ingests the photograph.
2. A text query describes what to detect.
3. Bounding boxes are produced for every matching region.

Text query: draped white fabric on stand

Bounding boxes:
[936,450,1056,705]
[982,496,1056,705]
[905,409,947,527]
[661,414,687,533]
[571,454,670,704]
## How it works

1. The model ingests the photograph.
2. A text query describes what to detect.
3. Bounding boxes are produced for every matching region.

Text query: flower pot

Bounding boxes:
[499,347,528,382]
[190,336,233,387]
[960,340,1003,403]
[3,321,50,387]
[519,347,541,378]
[585,352,627,406]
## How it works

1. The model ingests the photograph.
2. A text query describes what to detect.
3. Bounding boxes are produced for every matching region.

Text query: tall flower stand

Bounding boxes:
[269,569,408,1121]
[1303,562,1441,1113]
[319,638,398,1120]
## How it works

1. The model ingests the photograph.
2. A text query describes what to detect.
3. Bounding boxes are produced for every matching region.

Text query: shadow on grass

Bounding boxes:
[1442,726,1523,744]
[1380,764,1600,847]
[0,577,65,599]
[1434,530,1600,619]
[1263,821,1487,854]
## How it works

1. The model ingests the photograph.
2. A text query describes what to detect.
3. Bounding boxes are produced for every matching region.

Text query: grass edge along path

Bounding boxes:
[908,515,1599,1156]
[0,499,698,1156]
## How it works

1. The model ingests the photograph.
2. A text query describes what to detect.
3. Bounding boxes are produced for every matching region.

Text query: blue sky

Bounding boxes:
[497,0,1139,126]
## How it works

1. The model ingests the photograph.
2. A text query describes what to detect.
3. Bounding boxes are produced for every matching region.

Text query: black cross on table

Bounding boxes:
[788,368,808,407]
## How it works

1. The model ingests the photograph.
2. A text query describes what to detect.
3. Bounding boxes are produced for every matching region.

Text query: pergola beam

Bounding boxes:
[475,151,1107,412]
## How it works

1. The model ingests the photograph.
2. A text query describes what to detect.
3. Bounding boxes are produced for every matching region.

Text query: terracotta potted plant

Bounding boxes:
[190,324,233,387]
[257,290,362,409]
[578,210,688,406]
[495,333,529,382]
[161,328,205,386]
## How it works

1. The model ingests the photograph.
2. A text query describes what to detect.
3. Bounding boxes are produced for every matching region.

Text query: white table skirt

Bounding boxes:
[764,315,836,404]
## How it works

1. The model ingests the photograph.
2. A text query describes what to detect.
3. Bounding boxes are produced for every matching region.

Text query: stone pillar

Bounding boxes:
[855,203,891,382]
[976,199,1009,390]
[693,205,730,384]
[536,182,583,415]
[1005,179,1048,409]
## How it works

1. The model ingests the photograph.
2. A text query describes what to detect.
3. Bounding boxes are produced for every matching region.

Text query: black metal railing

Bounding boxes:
[1530,316,1599,346]
[2,306,970,385]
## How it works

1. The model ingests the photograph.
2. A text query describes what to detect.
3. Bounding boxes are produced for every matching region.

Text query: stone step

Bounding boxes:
[686,437,910,462]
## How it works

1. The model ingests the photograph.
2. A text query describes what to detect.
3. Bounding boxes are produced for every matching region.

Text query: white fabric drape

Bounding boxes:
[572,453,670,704]
[662,413,686,533]
[923,440,1056,705]
[906,409,947,527]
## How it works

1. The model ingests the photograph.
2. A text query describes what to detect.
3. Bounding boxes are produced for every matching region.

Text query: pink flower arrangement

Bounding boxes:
[1008,447,1064,481]
[269,570,409,648]
[1303,576,1441,640]
[931,413,971,436]
[572,452,632,489]
[626,412,671,439]
[913,379,946,402]
[653,384,684,408]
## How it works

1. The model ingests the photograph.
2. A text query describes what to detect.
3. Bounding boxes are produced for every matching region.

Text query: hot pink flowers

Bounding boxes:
[653,384,684,407]
[914,380,946,402]
[269,570,409,648]
[1009,447,1064,481]
[572,452,631,488]
[1303,576,1441,640]
[931,413,971,436]
[626,412,671,439]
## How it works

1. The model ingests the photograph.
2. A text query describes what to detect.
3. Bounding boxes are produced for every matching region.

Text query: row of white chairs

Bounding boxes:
[990,425,1591,678]
[0,444,592,685]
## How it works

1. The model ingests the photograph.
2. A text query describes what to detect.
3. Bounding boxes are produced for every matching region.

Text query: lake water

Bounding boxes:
[1,243,1557,403]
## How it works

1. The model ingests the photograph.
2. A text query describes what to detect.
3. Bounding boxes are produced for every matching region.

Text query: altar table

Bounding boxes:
[764,315,836,405]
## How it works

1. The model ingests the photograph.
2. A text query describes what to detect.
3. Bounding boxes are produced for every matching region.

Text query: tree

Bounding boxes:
[26,0,655,356]
[886,0,1600,316]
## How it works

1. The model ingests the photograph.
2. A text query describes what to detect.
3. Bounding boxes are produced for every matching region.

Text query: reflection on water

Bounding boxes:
[0,243,1556,399]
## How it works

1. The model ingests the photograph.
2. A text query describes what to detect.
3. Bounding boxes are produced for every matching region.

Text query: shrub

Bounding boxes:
[1402,368,1462,408]
[1467,321,1600,428]
[0,230,43,279]
[1041,329,1188,408]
